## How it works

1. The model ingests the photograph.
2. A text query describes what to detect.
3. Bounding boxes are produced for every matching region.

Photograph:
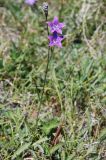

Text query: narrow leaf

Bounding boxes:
[12,142,31,160]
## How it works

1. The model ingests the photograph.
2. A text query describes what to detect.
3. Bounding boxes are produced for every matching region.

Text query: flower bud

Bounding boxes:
[43,2,48,19]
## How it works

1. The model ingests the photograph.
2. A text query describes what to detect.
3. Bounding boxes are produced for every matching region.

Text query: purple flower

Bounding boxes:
[47,16,65,34]
[48,32,64,48]
[25,0,37,6]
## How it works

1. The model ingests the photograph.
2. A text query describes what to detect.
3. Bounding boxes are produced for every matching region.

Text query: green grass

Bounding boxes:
[0,0,106,159]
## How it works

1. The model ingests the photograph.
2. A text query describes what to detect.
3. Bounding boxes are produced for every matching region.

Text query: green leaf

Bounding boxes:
[41,119,59,135]
[50,143,63,155]
[0,59,3,69]
[99,128,106,142]
[10,51,20,61]
[33,137,48,147]
[12,142,31,160]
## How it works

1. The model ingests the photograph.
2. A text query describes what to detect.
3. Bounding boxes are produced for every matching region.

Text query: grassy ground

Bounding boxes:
[0,0,106,159]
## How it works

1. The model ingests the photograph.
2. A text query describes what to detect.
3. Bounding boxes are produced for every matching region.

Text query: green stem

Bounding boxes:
[35,16,51,126]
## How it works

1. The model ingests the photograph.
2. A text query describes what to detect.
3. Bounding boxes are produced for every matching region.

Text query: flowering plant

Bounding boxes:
[24,0,65,125]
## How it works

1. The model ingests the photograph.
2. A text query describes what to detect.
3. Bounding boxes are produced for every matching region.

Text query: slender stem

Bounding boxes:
[35,15,51,126]
[39,15,51,98]
[35,49,50,126]
[46,16,49,36]
[40,47,50,99]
